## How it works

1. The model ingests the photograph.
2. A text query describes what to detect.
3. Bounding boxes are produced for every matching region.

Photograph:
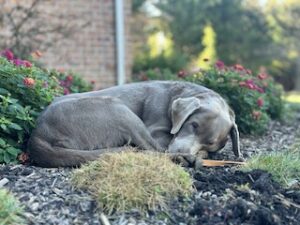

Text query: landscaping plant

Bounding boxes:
[135,61,284,135]
[0,49,93,163]
[0,189,24,225]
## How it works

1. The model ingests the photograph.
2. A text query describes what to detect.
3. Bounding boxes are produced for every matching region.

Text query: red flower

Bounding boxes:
[215,60,225,70]
[1,49,14,60]
[66,75,73,82]
[23,77,35,87]
[257,73,268,80]
[177,70,187,78]
[252,111,261,120]
[234,64,245,71]
[257,98,264,107]
[23,60,32,68]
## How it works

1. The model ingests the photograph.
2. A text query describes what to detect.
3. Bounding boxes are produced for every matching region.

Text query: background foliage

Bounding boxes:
[135,61,284,135]
[0,50,93,164]
[132,0,300,91]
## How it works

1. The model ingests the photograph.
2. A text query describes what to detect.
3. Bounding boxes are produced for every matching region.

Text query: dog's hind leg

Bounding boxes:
[29,136,129,167]
[123,116,165,152]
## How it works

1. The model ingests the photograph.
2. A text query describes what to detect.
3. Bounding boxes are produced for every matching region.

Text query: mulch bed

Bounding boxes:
[0,113,300,225]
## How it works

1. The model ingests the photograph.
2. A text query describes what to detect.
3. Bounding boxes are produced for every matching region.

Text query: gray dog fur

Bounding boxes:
[28,81,240,167]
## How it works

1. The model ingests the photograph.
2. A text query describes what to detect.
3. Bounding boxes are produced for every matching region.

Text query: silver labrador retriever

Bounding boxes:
[28,81,240,167]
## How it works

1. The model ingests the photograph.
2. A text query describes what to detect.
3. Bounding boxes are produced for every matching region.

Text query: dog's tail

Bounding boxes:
[28,137,126,168]
[230,123,241,158]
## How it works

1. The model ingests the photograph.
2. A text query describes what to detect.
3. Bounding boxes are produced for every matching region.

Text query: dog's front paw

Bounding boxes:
[169,154,202,169]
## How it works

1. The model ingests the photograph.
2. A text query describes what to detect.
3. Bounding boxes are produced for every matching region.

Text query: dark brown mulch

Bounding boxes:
[0,110,299,225]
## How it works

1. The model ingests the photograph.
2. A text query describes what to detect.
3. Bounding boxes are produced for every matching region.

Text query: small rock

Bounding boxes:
[0,178,9,187]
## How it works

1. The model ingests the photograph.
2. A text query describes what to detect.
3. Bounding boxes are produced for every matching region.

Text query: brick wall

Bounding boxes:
[38,0,132,90]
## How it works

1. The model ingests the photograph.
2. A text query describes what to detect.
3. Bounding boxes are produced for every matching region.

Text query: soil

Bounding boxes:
[0,112,300,224]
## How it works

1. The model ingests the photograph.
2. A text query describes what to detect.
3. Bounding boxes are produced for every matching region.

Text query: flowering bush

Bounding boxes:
[135,61,284,135]
[0,49,93,163]
[189,62,284,134]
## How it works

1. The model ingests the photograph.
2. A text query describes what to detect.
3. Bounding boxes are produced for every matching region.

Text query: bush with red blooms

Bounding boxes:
[136,60,284,135]
[0,49,94,163]
[189,61,284,134]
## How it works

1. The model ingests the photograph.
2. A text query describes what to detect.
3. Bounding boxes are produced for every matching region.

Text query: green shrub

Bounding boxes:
[242,149,300,187]
[0,189,24,225]
[0,49,93,163]
[135,61,284,135]
[53,70,94,94]
[191,62,284,134]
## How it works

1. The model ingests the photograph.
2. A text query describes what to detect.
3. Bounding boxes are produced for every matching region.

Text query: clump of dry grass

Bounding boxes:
[71,150,193,214]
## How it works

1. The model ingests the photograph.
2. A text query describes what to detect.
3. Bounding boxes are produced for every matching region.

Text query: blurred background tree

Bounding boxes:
[132,0,300,91]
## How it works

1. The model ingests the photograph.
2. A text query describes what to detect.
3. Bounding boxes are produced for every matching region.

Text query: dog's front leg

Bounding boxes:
[168,153,203,170]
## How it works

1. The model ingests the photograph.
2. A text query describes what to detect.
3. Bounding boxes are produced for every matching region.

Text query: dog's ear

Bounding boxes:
[229,108,241,158]
[170,97,201,134]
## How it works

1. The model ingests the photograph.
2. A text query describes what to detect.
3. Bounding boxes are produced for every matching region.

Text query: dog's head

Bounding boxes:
[167,93,240,158]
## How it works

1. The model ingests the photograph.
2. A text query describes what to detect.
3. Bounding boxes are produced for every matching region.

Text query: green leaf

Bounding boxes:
[0,88,9,95]
[0,124,7,131]
[6,147,20,157]
[3,152,11,163]
[8,123,22,130]
[0,138,5,146]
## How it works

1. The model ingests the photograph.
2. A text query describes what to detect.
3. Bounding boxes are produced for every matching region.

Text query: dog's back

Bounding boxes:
[28,95,163,167]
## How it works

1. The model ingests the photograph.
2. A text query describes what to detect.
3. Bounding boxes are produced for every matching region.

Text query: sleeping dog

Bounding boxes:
[28,81,240,167]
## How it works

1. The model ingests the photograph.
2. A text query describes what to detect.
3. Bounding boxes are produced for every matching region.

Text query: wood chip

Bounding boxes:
[100,213,111,225]
[275,194,300,209]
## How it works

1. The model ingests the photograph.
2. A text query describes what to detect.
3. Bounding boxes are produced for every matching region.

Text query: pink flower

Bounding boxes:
[23,77,35,87]
[1,49,14,60]
[215,60,225,70]
[246,69,252,75]
[63,88,70,95]
[257,73,268,80]
[23,60,32,68]
[245,79,256,89]
[257,98,264,107]
[256,87,264,93]
[13,59,24,66]
[60,80,66,87]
